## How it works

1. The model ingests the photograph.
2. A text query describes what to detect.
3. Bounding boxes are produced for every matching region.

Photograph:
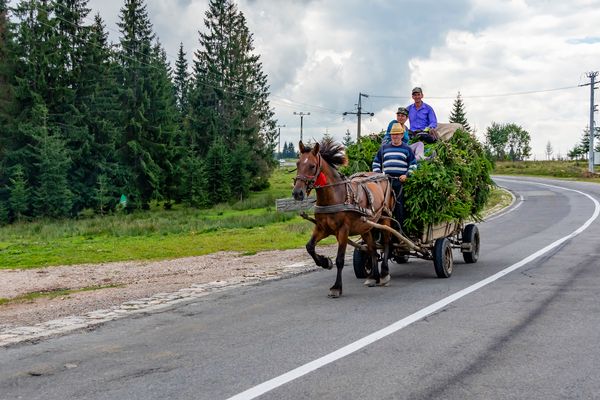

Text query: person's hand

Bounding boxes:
[399,175,407,183]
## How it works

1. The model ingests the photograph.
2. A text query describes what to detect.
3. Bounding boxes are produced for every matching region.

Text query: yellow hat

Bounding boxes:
[390,122,405,136]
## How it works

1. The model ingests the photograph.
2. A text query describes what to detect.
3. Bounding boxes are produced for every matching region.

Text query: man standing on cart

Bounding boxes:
[372,121,417,231]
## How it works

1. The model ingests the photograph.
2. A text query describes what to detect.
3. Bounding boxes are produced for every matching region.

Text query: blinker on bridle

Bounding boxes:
[293,153,323,194]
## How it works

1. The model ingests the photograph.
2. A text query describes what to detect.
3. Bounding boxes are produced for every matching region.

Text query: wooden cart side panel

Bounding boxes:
[422,222,461,243]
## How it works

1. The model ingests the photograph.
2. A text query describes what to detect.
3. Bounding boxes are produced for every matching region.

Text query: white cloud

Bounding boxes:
[67,0,600,157]
[408,1,600,159]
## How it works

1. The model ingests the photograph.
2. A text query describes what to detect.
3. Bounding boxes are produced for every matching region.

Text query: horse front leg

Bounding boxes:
[306,228,333,270]
[362,231,381,287]
[329,227,349,298]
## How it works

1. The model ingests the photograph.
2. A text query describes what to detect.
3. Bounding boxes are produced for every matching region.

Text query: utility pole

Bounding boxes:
[586,71,598,173]
[343,92,374,141]
[276,124,286,158]
[293,112,310,142]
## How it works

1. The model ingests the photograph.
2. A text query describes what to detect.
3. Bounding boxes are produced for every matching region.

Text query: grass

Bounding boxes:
[0,165,508,270]
[493,160,600,179]
[0,284,122,306]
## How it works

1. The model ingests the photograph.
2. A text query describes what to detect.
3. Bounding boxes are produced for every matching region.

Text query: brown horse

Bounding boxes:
[292,138,395,297]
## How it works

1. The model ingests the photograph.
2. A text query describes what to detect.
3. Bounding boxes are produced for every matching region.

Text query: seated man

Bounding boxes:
[407,86,438,141]
[372,121,417,230]
[383,107,429,160]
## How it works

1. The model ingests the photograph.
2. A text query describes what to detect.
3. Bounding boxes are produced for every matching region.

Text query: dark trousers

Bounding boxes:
[390,178,405,230]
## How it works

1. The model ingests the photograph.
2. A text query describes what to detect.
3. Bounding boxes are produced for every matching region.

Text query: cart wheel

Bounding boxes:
[353,247,372,279]
[462,224,480,264]
[433,238,453,278]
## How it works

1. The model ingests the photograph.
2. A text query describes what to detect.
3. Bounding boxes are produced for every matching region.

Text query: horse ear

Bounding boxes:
[299,141,304,153]
[312,142,320,155]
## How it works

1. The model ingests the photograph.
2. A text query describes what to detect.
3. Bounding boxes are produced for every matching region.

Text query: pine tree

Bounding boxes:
[449,92,472,133]
[190,0,276,198]
[229,138,252,201]
[342,129,354,147]
[0,0,15,142]
[29,104,73,218]
[205,136,231,204]
[178,147,208,207]
[173,42,189,114]
[70,13,123,212]
[8,164,30,221]
[8,0,60,206]
[115,0,160,209]
[146,40,180,205]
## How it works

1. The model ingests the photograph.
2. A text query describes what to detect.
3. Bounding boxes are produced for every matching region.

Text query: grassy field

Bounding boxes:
[1,165,509,270]
[493,160,600,179]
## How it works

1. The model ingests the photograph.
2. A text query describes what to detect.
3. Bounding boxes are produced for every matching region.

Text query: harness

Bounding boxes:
[312,173,392,221]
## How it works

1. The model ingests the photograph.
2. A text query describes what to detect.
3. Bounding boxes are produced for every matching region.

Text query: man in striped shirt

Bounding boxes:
[372,121,417,230]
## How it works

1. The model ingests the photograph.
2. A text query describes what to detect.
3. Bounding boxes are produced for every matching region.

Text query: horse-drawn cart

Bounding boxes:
[351,219,480,279]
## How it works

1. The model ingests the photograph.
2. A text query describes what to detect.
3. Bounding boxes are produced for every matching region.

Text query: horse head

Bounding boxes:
[292,141,321,201]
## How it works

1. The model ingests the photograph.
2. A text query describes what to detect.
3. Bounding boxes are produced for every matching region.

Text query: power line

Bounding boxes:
[369,85,581,100]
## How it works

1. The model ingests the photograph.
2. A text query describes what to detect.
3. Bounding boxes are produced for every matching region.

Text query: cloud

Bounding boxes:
[407,1,600,159]
[80,0,600,158]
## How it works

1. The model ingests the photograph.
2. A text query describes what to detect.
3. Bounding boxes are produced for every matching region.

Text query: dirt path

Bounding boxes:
[0,247,338,330]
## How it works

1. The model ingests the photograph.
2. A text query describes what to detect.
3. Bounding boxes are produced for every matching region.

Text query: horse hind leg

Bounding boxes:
[362,231,381,287]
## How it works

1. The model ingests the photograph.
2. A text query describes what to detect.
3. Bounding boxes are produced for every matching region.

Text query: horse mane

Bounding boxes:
[301,137,348,170]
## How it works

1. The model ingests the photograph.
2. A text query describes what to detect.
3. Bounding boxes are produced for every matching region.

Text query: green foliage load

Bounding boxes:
[343,129,493,236]
[403,130,493,235]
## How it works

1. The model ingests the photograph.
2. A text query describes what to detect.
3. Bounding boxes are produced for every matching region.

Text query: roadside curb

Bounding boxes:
[0,260,324,348]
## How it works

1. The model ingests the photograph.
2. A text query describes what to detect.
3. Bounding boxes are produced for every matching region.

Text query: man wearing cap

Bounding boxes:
[372,121,416,230]
[407,86,438,136]
[383,107,426,160]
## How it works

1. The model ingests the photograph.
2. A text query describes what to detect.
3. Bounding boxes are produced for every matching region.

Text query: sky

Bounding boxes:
[82,0,600,159]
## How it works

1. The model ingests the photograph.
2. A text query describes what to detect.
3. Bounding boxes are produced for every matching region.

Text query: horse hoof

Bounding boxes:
[363,278,377,287]
[328,289,341,298]
[379,274,391,286]
[324,258,334,270]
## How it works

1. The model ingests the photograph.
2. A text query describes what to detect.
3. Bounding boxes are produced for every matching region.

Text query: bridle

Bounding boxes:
[293,152,323,195]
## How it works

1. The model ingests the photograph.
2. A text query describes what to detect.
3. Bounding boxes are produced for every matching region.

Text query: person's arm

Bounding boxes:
[372,148,383,173]
[407,147,417,176]
[383,121,394,144]
[427,105,438,129]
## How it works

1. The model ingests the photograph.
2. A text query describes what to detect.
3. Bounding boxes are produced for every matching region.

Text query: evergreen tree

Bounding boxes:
[178,147,208,207]
[342,129,354,147]
[115,0,161,209]
[8,0,60,184]
[173,42,189,114]
[8,164,29,221]
[147,40,180,205]
[190,0,276,199]
[29,104,73,218]
[229,138,252,201]
[204,136,231,204]
[449,92,472,133]
[70,13,123,212]
[0,0,16,149]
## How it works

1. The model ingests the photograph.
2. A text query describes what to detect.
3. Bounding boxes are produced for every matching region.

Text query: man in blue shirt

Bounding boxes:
[373,121,416,230]
[407,86,437,134]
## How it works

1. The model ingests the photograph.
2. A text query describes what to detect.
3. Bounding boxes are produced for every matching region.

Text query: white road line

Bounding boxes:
[226,180,600,400]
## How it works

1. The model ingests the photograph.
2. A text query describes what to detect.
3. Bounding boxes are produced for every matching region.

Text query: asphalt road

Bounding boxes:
[2,176,600,400]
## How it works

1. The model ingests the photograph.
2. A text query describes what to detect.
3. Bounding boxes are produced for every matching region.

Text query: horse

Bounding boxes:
[292,138,395,298]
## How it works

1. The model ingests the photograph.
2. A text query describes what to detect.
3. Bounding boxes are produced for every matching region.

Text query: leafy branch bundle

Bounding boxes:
[403,129,494,235]
[341,130,493,236]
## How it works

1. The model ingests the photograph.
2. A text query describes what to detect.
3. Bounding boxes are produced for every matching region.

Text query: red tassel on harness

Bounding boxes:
[314,172,327,187]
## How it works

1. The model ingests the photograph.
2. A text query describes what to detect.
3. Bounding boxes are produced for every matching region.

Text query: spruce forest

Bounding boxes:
[0,0,278,223]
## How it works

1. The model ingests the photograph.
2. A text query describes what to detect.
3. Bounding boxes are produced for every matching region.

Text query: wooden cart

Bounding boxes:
[351,219,480,279]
